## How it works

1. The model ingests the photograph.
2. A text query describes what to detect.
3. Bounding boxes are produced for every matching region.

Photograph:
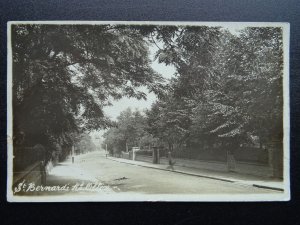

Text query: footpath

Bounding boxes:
[39,155,113,196]
[107,156,285,192]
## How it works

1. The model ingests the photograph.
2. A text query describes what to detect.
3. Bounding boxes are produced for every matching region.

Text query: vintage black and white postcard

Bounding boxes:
[7,21,290,202]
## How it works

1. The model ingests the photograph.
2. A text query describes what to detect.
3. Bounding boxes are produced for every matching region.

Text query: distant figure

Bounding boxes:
[167,151,176,171]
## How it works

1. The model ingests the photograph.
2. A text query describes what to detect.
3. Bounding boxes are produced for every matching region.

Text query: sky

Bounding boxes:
[102,45,176,120]
[91,44,176,143]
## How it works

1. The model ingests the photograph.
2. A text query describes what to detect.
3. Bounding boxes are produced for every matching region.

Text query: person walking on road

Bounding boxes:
[167,151,176,171]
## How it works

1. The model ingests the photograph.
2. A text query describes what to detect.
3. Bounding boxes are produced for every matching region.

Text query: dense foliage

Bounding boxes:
[12,24,164,151]
[103,25,283,155]
[12,24,283,160]
[102,108,155,154]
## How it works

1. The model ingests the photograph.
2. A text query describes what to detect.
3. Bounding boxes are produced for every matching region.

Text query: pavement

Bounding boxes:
[46,157,114,194]
[107,156,285,192]
[15,156,114,196]
[70,152,281,197]
[11,151,287,202]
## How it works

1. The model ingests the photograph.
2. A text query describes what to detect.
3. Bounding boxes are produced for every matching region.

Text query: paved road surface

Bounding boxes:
[70,151,276,195]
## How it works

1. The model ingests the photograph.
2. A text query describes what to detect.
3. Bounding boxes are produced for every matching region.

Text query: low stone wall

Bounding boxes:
[121,151,131,160]
[135,154,152,163]
[13,162,43,188]
[134,155,273,178]
[235,161,273,177]
[13,159,56,191]
[169,158,228,172]
[135,155,227,172]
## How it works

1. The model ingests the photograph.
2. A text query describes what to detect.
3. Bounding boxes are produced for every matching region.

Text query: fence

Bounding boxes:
[136,150,153,157]
[13,145,48,190]
[13,145,46,172]
[133,146,270,162]
[13,161,44,191]
[171,148,227,162]
[121,145,280,178]
[161,146,269,164]
[121,151,131,160]
[233,147,268,164]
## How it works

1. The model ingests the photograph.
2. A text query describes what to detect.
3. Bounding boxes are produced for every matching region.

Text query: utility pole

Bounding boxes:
[72,145,75,163]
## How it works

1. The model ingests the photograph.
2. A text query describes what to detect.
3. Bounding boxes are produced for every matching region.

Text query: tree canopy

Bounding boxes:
[12,24,284,158]
[102,108,155,154]
[12,24,164,148]
[103,25,284,154]
[149,26,283,150]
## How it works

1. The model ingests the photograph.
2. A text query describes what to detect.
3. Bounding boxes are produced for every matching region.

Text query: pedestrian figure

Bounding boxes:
[167,151,176,171]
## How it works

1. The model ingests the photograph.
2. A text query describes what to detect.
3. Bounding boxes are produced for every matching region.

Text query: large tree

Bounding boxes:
[146,88,192,151]
[148,25,283,151]
[12,24,164,149]
[192,27,284,148]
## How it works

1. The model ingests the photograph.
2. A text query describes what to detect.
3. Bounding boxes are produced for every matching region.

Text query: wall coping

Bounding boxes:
[136,155,269,166]
[13,161,41,185]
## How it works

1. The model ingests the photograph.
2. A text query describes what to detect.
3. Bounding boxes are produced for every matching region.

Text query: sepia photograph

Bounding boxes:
[7,21,290,202]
